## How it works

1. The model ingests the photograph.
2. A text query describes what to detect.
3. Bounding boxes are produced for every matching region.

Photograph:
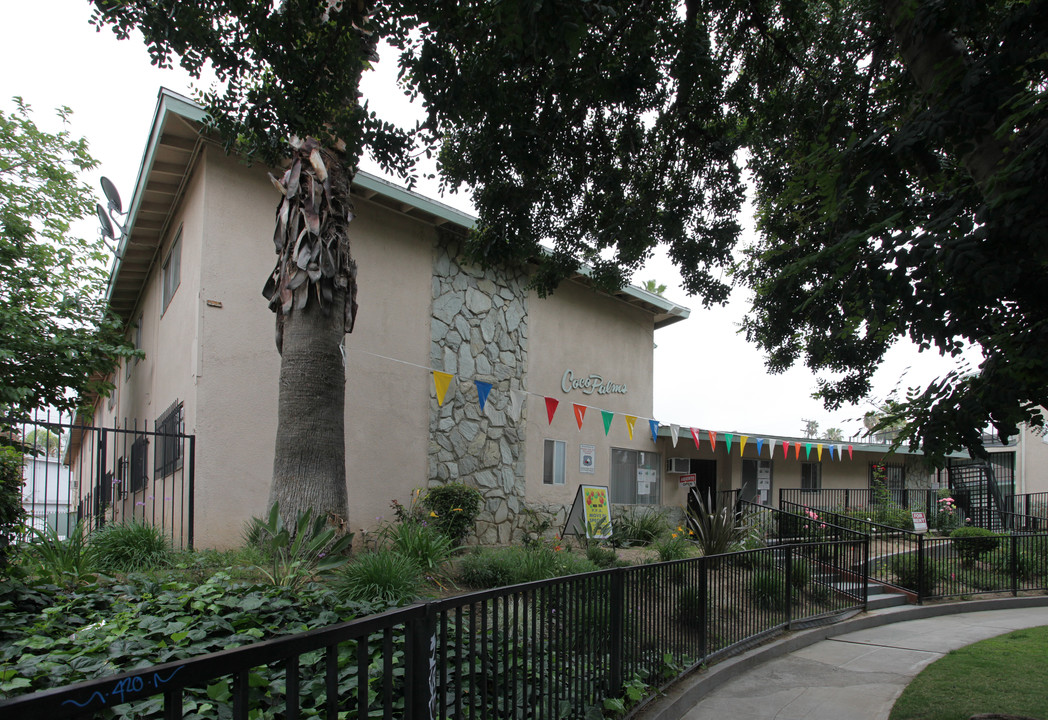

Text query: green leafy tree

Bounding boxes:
[642,280,668,297]
[88,0,746,528]
[0,98,134,417]
[731,0,1048,461]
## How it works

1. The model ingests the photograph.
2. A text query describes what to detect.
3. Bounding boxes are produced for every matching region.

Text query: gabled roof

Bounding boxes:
[107,88,690,328]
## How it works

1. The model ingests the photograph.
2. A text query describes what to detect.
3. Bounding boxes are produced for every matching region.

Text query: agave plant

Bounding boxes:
[686,493,747,558]
[249,502,353,590]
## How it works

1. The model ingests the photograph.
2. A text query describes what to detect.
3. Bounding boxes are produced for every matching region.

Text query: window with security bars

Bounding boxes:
[801,462,822,491]
[155,401,184,477]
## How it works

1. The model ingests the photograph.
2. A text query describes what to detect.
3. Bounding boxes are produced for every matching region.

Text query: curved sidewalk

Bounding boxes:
[638,598,1048,720]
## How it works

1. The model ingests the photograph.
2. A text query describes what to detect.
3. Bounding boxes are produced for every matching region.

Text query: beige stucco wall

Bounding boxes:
[524,281,657,509]
[193,150,434,548]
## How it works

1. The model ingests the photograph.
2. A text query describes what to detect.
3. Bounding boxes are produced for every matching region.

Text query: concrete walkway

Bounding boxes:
[640,599,1048,720]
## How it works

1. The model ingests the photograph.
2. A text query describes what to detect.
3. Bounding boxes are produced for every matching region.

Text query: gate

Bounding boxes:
[4,411,195,549]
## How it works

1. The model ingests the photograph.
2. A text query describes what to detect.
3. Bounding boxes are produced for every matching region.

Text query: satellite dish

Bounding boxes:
[97,203,115,239]
[100,176,123,214]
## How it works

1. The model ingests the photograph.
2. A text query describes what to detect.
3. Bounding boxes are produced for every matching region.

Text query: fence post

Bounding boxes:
[1010,534,1019,597]
[698,557,708,660]
[608,567,625,697]
[916,533,925,605]
[863,535,870,612]
[845,488,850,510]
[406,604,437,720]
[187,435,196,550]
[785,545,793,628]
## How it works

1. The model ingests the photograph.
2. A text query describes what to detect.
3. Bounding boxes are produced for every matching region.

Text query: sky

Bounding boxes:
[0,1,977,441]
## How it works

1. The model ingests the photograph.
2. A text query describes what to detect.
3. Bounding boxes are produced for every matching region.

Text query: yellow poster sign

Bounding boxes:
[563,485,612,539]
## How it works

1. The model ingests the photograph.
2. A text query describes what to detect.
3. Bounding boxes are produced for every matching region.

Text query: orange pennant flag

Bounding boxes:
[545,397,559,424]
[707,430,716,448]
[625,415,637,440]
[573,404,587,430]
[794,442,801,459]
[433,371,453,407]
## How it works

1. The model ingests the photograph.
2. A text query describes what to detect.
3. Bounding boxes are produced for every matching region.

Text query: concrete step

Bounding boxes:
[865,592,910,610]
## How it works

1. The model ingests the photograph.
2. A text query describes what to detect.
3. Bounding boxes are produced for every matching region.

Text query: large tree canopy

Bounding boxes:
[0,98,134,417]
[88,0,1048,484]
[729,0,1048,461]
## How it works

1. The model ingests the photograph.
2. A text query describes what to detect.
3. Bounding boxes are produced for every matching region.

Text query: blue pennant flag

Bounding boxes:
[649,419,659,444]
[474,380,493,411]
[756,438,764,456]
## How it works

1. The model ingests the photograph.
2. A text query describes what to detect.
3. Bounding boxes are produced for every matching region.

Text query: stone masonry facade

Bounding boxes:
[428,238,529,544]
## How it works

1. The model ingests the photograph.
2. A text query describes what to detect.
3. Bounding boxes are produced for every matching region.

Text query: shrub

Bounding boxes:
[677,585,705,628]
[613,507,666,546]
[422,482,483,545]
[332,550,423,605]
[87,521,173,574]
[456,546,598,588]
[891,555,940,595]
[653,533,692,562]
[950,527,1001,566]
[0,446,26,577]
[789,558,810,589]
[586,542,619,568]
[23,520,95,586]
[750,570,788,610]
[383,520,454,574]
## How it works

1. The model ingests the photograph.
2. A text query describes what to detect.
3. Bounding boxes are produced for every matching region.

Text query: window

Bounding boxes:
[130,437,149,493]
[543,439,565,485]
[801,462,821,492]
[610,449,661,505]
[155,401,184,477]
[162,228,182,311]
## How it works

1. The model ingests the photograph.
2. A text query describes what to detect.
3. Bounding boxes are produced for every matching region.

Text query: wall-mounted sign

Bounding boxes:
[580,444,595,474]
[561,369,628,396]
[637,467,656,496]
[679,473,697,488]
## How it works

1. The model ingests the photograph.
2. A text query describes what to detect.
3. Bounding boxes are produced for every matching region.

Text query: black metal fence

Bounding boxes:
[779,488,939,516]
[0,536,868,720]
[3,411,195,549]
[1007,492,1048,519]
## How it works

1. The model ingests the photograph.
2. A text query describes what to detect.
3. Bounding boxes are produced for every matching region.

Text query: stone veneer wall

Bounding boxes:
[428,238,529,544]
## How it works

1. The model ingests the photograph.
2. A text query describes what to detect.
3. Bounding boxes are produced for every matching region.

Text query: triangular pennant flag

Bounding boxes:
[509,389,526,419]
[767,438,777,458]
[690,427,702,449]
[602,410,614,436]
[829,444,836,460]
[474,380,492,411]
[573,403,587,430]
[817,443,823,461]
[805,442,812,459]
[756,438,764,456]
[782,440,790,458]
[545,397,559,425]
[625,415,637,440]
[724,433,734,453]
[649,419,659,444]
[708,430,717,448]
[795,443,802,459]
[740,436,749,456]
[433,371,454,407]
[848,444,854,460]
[670,424,680,447]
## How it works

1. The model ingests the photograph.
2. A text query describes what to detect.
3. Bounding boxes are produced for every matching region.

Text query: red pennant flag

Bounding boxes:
[545,397,559,425]
[782,441,790,458]
[848,444,854,460]
[707,430,716,448]
[690,427,702,449]
[573,404,587,430]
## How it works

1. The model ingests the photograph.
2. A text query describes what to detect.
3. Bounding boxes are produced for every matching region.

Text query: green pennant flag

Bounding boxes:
[725,433,734,453]
[805,442,812,459]
[601,410,614,436]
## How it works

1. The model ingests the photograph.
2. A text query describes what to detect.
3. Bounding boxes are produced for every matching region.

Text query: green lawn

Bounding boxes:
[890,625,1048,720]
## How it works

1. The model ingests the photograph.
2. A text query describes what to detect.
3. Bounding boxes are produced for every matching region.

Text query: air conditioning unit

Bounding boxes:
[667,457,691,474]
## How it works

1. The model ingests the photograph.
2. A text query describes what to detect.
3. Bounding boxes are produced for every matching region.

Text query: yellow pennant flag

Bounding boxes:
[740,436,749,456]
[625,415,637,440]
[817,443,823,461]
[433,371,453,407]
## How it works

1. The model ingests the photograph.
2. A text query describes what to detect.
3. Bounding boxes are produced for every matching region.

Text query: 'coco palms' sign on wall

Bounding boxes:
[561,369,628,396]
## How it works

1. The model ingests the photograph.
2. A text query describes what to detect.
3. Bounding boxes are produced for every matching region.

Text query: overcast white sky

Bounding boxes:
[1,1,976,440]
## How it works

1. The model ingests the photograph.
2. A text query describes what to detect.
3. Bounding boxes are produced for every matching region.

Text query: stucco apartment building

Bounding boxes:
[78,89,1040,550]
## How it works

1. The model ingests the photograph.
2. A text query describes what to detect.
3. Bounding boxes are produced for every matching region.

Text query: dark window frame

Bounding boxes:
[154,401,184,478]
